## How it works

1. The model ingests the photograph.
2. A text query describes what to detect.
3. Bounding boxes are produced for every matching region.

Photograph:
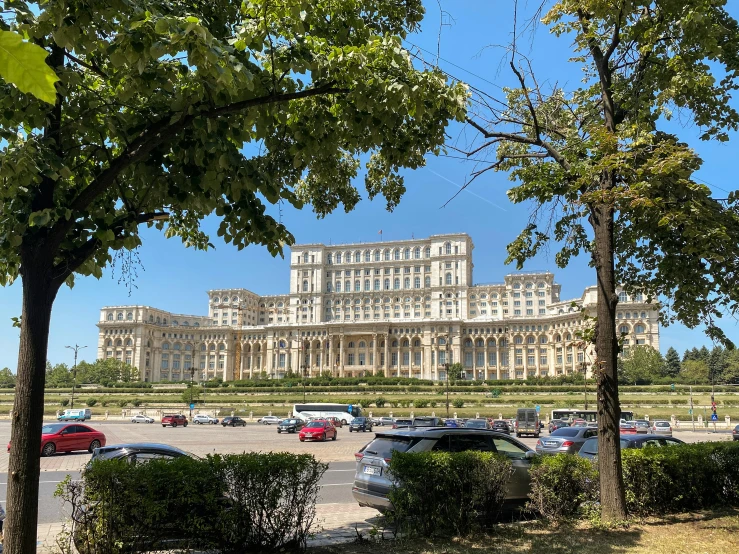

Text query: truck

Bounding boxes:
[58,409,87,421]
[515,408,540,438]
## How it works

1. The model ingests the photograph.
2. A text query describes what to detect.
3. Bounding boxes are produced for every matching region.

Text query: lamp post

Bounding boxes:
[65,344,87,409]
[189,366,195,419]
[444,336,450,418]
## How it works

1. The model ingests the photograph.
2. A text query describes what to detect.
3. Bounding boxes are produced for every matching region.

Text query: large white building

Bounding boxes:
[97,234,659,382]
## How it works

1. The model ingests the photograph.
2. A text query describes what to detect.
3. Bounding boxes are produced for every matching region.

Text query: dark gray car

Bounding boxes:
[352,428,535,513]
[535,427,597,455]
[578,434,684,460]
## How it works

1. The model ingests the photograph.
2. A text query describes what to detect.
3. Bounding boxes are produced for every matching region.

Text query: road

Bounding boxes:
[0,420,732,525]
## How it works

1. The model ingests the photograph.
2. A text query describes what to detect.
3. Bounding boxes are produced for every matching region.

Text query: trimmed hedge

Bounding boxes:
[388,451,512,536]
[58,453,326,554]
[529,442,739,520]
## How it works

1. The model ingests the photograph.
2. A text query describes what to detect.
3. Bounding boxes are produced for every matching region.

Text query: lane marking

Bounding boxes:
[320,483,353,487]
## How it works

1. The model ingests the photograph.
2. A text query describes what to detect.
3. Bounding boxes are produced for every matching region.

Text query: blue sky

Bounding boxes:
[1,0,737,370]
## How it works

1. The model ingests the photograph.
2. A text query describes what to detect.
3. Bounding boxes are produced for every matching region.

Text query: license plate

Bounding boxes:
[545,441,557,447]
[363,466,381,476]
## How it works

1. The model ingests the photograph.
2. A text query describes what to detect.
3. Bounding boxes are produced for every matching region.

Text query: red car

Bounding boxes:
[620,421,638,435]
[298,419,337,442]
[161,414,188,427]
[7,423,106,457]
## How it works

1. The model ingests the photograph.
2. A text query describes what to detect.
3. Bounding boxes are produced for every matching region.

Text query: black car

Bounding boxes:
[733,424,739,441]
[491,420,511,435]
[277,418,305,434]
[578,434,685,460]
[221,416,246,427]
[90,443,195,463]
[412,416,443,427]
[349,417,373,432]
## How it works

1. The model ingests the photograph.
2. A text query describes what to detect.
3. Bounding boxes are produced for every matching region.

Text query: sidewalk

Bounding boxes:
[35,503,381,552]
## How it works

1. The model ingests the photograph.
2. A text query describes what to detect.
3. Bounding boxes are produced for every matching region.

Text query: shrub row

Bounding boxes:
[528,442,739,520]
[388,450,513,536]
[58,453,326,554]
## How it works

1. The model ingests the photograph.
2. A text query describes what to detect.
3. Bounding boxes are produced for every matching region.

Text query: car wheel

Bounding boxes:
[349,428,353,432]
[88,440,101,453]
[322,433,327,442]
[277,429,282,434]
[299,437,305,442]
[172,422,177,428]
[183,422,188,427]
[162,424,166,427]
[332,433,337,441]
[42,442,56,457]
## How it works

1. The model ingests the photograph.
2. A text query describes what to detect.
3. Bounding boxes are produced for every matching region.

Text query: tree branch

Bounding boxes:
[509,60,540,139]
[64,51,107,78]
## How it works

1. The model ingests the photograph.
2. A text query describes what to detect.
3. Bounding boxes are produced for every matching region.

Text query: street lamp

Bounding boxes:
[65,344,87,409]
[189,366,195,419]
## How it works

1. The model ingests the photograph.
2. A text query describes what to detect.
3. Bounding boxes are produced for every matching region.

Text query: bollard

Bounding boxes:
[476,412,480,419]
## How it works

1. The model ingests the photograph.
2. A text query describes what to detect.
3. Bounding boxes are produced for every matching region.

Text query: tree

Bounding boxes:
[664,348,681,379]
[0,2,467,551]
[722,350,739,384]
[708,346,728,385]
[619,346,665,385]
[681,359,710,384]
[447,362,465,381]
[0,367,16,387]
[464,1,739,520]
[44,362,72,388]
[181,385,202,405]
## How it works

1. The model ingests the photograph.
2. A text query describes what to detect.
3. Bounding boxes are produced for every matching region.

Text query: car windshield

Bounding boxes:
[363,437,418,459]
[552,428,581,437]
[283,419,297,424]
[352,418,366,423]
[306,421,326,428]
[655,422,669,427]
[465,420,487,428]
[42,424,66,434]
[413,419,437,427]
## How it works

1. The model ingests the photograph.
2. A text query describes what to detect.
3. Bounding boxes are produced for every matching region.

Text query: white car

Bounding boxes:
[193,414,219,425]
[258,415,282,425]
[130,414,154,424]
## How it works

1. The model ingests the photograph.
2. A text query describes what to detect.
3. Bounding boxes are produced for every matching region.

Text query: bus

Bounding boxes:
[550,409,634,423]
[293,403,362,425]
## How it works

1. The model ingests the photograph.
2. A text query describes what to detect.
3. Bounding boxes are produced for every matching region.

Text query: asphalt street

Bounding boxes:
[0,461,357,525]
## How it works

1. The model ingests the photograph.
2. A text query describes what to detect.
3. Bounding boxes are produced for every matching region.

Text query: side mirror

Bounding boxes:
[525,450,536,460]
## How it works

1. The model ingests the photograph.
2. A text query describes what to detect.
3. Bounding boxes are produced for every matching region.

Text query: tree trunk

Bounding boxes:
[5,256,59,554]
[591,202,627,521]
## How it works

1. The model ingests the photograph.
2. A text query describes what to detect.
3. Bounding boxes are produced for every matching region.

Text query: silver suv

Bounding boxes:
[352,428,535,513]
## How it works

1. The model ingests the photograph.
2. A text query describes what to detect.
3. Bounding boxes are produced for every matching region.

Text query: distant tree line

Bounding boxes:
[45,358,139,388]
[618,346,739,386]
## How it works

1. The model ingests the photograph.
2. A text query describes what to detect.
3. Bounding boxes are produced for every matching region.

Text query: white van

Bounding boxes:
[58,409,86,421]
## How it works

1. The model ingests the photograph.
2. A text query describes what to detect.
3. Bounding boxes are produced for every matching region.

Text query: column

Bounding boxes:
[372,334,378,376]
[471,345,476,380]
[339,335,345,377]
[384,336,389,375]
[328,338,334,376]
[509,343,515,380]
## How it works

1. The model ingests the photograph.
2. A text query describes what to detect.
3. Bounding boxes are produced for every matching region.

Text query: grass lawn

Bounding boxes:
[311,510,739,554]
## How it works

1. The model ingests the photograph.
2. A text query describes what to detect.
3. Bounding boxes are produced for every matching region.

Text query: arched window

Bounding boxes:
[402,339,410,347]
[394,249,401,260]
[384,249,390,261]
[173,343,181,350]
[404,277,410,289]
[394,278,400,290]
[374,250,381,261]
[413,247,421,259]
[348,341,355,348]
[126,312,133,321]
[115,339,122,347]
[445,242,452,254]
[404,248,411,259]
[209,344,216,351]
[107,313,113,321]
[124,338,132,347]
[364,279,370,291]
[635,293,644,302]
[336,252,342,263]
[327,253,332,264]
[185,344,192,351]
[213,297,220,303]
[355,252,361,262]
[359,341,366,348]
[218,344,225,351]
[425,276,431,287]
[335,281,341,292]
[527,336,535,344]
[424,246,431,258]
[392,340,398,347]
[345,251,351,263]
[465,339,473,347]
[445,273,452,285]
[162,318,167,324]
[635,324,646,333]
[540,336,548,344]
[326,283,332,293]
[279,340,286,348]
[514,336,523,344]
[374,279,380,291]
[117,312,123,321]
[414,339,421,347]
[438,337,447,345]
[488,339,496,347]
[302,280,309,292]
[619,325,629,334]
[618,291,628,302]
[476,339,484,347]
[365,250,371,262]
[353,280,359,292]
[414,277,421,289]
[162,343,170,350]
[303,252,309,263]
[106,339,112,347]
[345,280,351,292]
[384,278,390,290]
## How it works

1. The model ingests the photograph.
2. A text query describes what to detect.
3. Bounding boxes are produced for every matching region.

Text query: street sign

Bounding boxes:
[348,404,353,413]
[189,403,195,410]
[688,409,693,415]
[535,405,541,413]
[711,413,718,421]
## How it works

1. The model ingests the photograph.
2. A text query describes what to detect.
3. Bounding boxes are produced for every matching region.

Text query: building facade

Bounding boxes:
[97,234,659,382]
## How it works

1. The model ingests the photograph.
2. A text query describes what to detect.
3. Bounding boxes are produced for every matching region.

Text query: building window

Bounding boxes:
[404,277,410,289]
[391,352,398,365]
[445,242,452,254]
[488,352,497,366]
[394,249,401,260]
[445,273,452,285]
[619,291,628,302]
[477,352,484,366]
[279,353,286,368]
[394,278,400,290]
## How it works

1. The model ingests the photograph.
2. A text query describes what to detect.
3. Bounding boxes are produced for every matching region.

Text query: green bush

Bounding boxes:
[60,399,69,407]
[101,400,109,408]
[412,399,429,409]
[374,397,386,408]
[131,399,142,407]
[388,451,513,536]
[58,452,327,554]
[117,399,129,408]
[429,401,437,408]
[527,454,599,520]
[452,399,464,409]
[86,398,97,407]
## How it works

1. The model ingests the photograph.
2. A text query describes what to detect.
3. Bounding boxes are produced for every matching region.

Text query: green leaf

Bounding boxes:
[0,30,59,104]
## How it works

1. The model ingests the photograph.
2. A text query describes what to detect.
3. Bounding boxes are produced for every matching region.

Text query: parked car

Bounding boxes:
[130,414,154,424]
[579,434,685,460]
[352,428,535,513]
[161,414,188,428]
[515,408,540,438]
[91,443,194,462]
[619,421,638,434]
[193,414,219,425]
[548,419,570,433]
[412,416,443,427]
[277,418,305,433]
[535,427,597,455]
[58,409,87,422]
[257,415,281,425]
[221,416,246,427]
[491,420,511,434]
[349,417,373,432]
[464,419,489,429]
[445,419,461,428]
[634,420,650,434]
[298,419,337,442]
[570,419,589,428]
[376,417,395,426]
[327,416,343,428]
[732,424,739,441]
[651,420,672,436]
[392,418,413,429]
[8,423,106,457]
